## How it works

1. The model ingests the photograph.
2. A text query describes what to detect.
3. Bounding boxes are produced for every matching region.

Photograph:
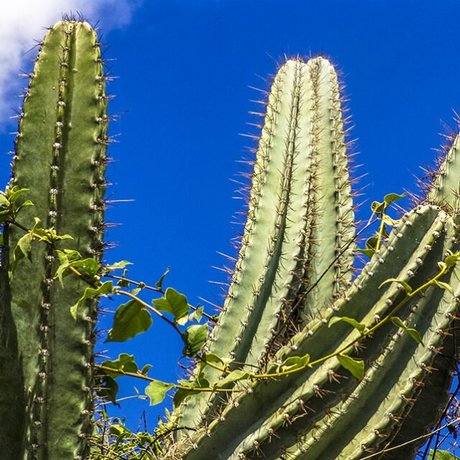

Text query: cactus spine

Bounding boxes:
[169,58,460,459]
[0,20,107,459]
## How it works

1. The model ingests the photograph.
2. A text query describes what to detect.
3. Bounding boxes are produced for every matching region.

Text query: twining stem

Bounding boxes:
[97,365,242,394]
[374,206,388,252]
[107,274,162,293]
[107,274,215,321]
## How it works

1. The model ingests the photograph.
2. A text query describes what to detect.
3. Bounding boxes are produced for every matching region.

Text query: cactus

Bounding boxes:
[0,20,107,459]
[0,19,459,460]
[167,58,460,459]
[178,58,356,432]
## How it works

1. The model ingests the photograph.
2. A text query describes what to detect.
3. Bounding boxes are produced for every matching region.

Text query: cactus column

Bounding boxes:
[0,21,107,459]
[178,57,356,434]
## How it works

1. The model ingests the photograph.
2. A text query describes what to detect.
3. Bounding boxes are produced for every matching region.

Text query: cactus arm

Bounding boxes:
[285,285,457,460]
[300,57,355,319]
[176,205,452,459]
[283,221,459,459]
[45,22,107,459]
[233,215,452,459]
[4,21,107,459]
[205,62,293,362]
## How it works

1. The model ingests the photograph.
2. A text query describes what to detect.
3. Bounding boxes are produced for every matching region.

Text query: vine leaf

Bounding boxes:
[172,377,212,407]
[55,249,101,284]
[70,280,113,319]
[101,353,139,377]
[337,354,365,380]
[215,369,249,388]
[202,353,231,368]
[276,353,311,373]
[109,424,129,437]
[141,364,152,375]
[145,381,174,406]
[154,287,190,323]
[391,316,424,345]
[97,375,119,404]
[155,266,170,290]
[183,324,208,357]
[435,280,454,294]
[10,232,33,275]
[444,252,460,268]
[173,389,192,408]
[103,260,132,274]
[384,192,406,205]
[371,200,385,215]
[189,306,204,322]
[106,300,152,342]
[379,278,412,294]
[7,187,30,204]
[329,316,366,333]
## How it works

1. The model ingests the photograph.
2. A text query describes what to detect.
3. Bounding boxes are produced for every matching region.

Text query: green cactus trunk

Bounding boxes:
[0,21,107,459]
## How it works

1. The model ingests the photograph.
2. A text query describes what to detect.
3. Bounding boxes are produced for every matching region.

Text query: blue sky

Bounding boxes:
[1,0,460,444]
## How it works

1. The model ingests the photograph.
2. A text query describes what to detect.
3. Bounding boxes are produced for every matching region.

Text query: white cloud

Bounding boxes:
[0,0,141,126]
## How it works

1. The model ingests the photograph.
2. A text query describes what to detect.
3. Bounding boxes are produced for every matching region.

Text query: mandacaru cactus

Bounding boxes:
[166,58,460,459]
[1,19,460,460]
[0,20,107,459]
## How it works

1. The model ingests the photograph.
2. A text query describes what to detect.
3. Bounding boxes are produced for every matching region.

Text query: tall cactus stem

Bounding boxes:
[178,56,356,434]
[1,21,107,459]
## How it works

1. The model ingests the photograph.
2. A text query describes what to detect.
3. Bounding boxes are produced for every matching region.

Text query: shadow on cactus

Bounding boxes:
[1,19,460,460]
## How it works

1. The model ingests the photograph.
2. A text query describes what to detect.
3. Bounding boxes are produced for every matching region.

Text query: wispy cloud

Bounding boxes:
[0,0,141,126]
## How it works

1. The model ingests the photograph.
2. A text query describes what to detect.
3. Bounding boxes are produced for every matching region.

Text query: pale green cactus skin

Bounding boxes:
[169,58,460,460]
[0,21,107,460]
